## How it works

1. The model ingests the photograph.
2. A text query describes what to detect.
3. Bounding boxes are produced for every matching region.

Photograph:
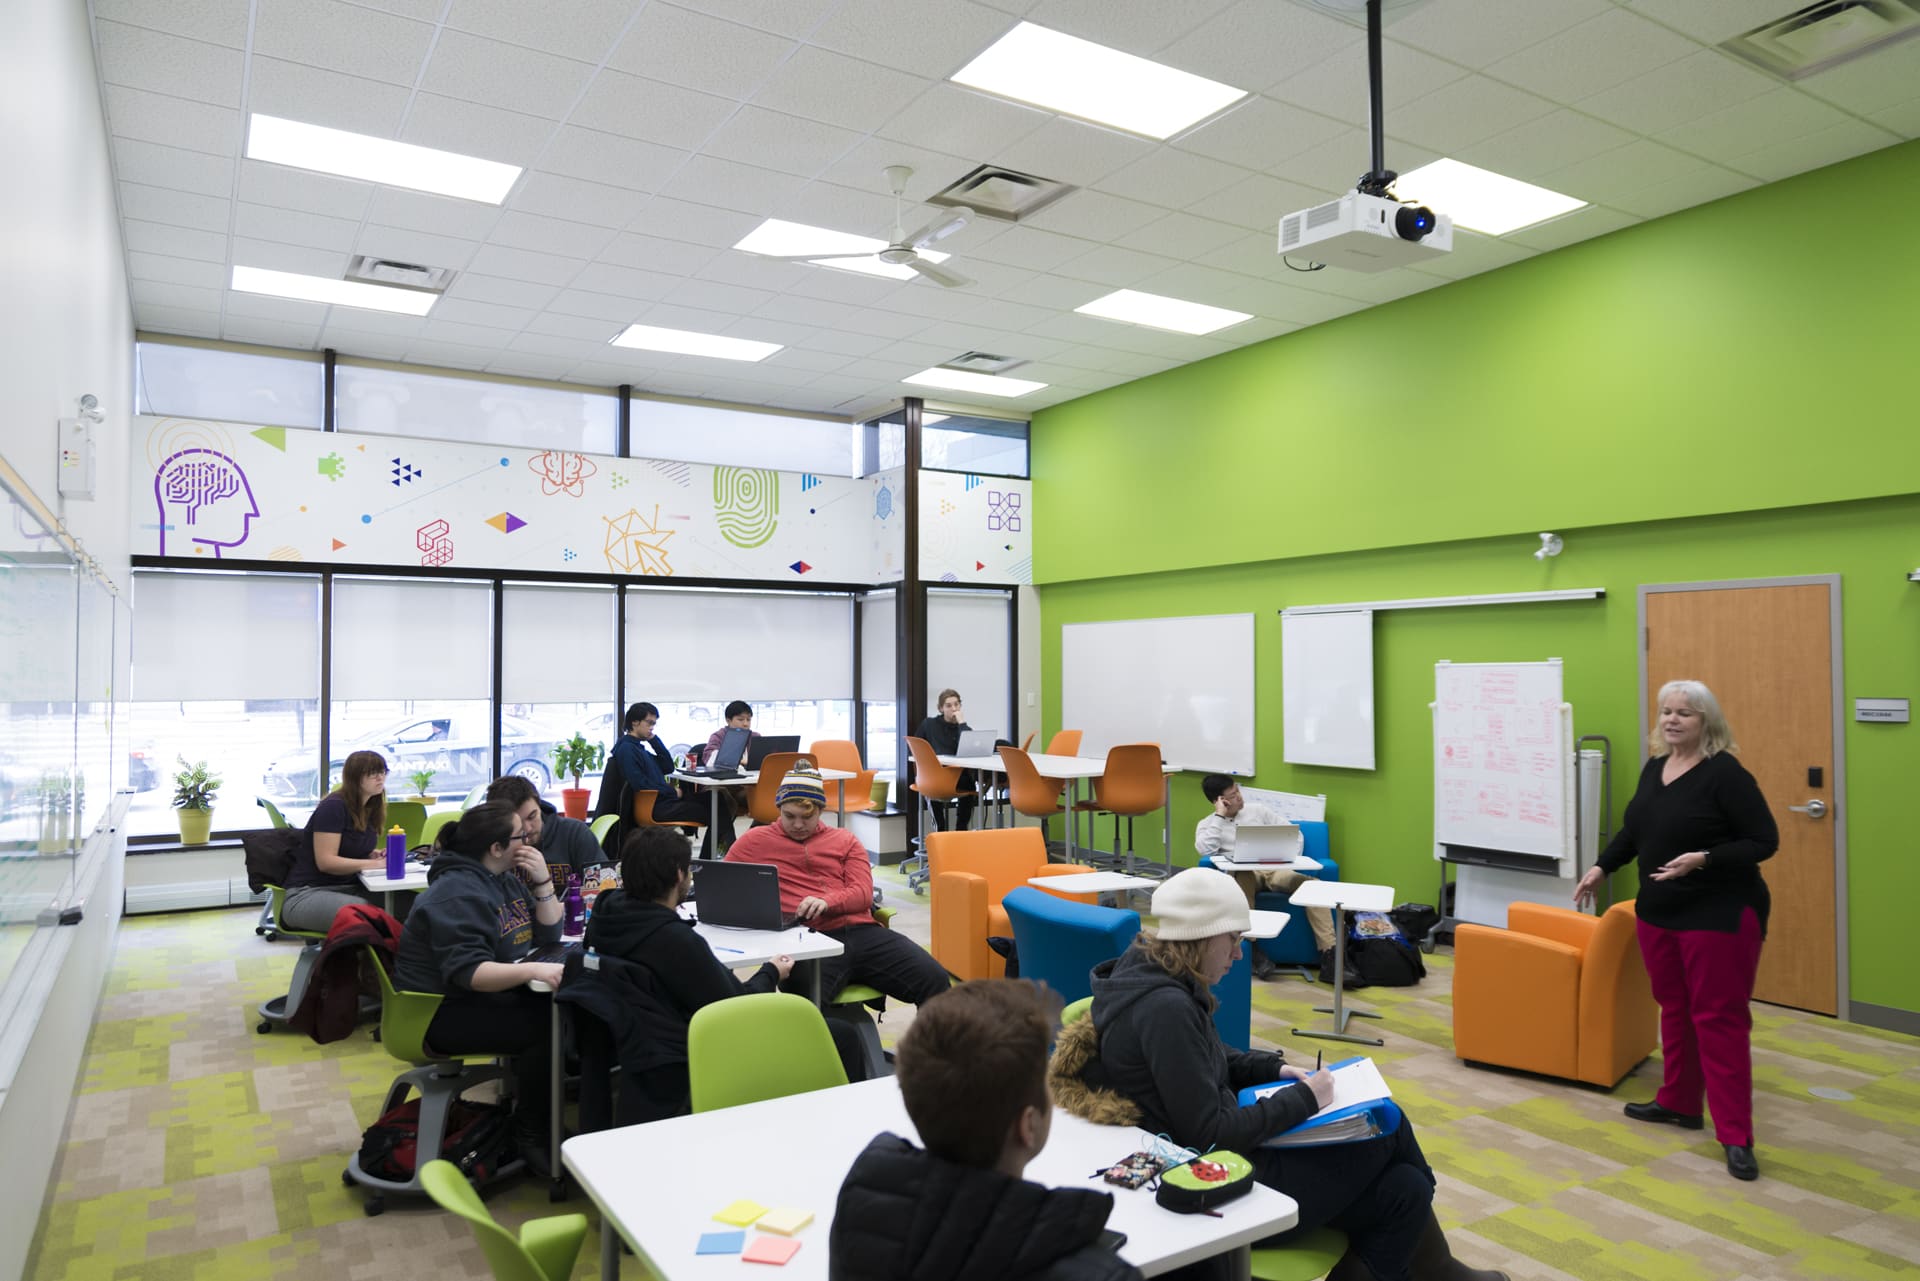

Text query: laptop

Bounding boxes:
[745,734,801,769]
[690,859,804,931]
[521,939,582,966]
[1233,823,1303,864]
[689,725,750,779]
[955,729,1001,757]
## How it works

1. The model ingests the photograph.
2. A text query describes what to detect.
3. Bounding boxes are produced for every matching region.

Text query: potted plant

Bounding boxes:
[408,768,437,801]
[549,734,606,821]
[173,757,221,845]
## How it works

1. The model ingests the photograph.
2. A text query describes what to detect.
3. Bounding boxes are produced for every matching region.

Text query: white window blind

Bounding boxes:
[926,590,1011,732]
[502,584,615,703]
[630,400,856,476]
[332,578,491,700]
[136,343,324,429]
[336,364,617,454]
[131,570,320,700]
[625,590,852,702]
[859,592,895,703]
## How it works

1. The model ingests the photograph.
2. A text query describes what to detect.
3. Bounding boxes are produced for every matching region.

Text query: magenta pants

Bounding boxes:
[1635,907,1764,1146]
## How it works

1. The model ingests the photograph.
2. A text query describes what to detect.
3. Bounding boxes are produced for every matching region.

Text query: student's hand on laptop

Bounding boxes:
[521,962,564,989]
[795,896,829,920]
[769,954,795,980]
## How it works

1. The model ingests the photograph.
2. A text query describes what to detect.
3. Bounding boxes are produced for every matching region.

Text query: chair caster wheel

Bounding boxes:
[341,1169,354,1187]
[548,1181,568,1203]
[363,1196,385,1216]
[257,1021,273,1034]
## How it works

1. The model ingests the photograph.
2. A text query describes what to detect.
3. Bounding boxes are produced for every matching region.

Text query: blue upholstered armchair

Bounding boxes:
[1002,886,1140,1007]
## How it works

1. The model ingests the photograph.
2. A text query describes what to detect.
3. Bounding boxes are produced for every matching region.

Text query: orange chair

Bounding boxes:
[926,828,1095,980]
[1071,743,1163,873]
[1452,900,1658,1087]
[998,745,1065,846]
[745,751,817,826]
[1045,730,1082,756]
[903,737,975,894]
[634,790,704,841]
[808,740,877,820]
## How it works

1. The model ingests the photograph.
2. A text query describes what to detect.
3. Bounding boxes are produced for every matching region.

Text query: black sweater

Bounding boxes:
[915,715,971,756]
[581,888,780,1038]
[1598,752,1779,933]
[829,1134,1140,1281]
[394,856,560,993]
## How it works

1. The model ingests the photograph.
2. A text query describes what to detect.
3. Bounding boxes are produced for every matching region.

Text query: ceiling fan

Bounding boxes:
[756,165,974,288]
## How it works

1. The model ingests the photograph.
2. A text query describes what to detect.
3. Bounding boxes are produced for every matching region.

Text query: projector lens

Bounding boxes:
[1395,205,1436,241]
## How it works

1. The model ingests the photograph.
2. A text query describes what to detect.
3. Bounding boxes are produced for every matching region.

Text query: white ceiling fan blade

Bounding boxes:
[907,257,972,288]
[905,207,972,250]
[744,251,863,262]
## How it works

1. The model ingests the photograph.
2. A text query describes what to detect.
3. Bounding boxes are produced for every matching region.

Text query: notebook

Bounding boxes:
[1238,1058,1396,1148]
[689,725,750,779]
[690,859,805,931]
[746,735,801,769]
[1233,823,1303,864]
[955,729,1001,757]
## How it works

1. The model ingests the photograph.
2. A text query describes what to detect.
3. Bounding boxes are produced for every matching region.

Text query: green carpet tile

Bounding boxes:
[25,864,1920,1280]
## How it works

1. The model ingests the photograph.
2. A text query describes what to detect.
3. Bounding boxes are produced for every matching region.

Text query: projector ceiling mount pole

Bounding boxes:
[1357,0,1395,198]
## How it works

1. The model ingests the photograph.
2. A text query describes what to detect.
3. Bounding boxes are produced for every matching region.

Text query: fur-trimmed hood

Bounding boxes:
[1049,1013,1143,1128]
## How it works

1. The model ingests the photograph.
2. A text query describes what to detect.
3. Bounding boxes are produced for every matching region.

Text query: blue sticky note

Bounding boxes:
[698,1231,746,1255]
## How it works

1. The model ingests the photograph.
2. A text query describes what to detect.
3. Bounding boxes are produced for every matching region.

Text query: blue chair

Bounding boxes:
[1002,886,1140,1007]
[1211,941,1253,1050]
[1202,820,1341,969]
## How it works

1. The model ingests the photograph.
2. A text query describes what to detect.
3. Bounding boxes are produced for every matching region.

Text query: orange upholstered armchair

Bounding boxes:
[1452,900,1658,1088]
[927,828,1096,980]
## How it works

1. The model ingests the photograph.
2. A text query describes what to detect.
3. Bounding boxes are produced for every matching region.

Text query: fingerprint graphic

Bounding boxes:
[713,467,779,549]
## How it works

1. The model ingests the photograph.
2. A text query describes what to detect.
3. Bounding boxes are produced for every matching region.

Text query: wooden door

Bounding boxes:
[1645,582,1838,1015]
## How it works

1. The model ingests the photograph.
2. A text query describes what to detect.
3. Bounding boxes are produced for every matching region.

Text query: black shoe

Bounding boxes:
[1250,948,1278,980]
[1724,1144,1759,1181]
[1623,1100,1704,1130]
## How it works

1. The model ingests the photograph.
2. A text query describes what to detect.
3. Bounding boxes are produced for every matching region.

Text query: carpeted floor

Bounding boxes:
[25,864,1920,1280]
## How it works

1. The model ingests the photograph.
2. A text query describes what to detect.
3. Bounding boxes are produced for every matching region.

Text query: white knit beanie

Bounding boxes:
[1152,868,1252,941]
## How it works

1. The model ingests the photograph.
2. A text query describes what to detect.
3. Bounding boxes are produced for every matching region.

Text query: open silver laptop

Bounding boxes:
[955,729,1001,757]
[1233,823,1303,864]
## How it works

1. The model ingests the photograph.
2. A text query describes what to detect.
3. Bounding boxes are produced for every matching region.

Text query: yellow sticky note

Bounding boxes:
[756,1207,813,1236]
[713,1200,768,1227]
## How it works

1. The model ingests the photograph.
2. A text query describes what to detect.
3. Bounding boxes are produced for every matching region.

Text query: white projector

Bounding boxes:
[1278,191,1452,272]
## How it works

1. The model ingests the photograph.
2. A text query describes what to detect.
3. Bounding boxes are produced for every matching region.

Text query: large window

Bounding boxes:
[501,583,616,801]
[135,341,324,429]
[922,411,1028,478]
[927,589,1014,740]
[336,363,618,454]
[630,399,856,476]
[129,571,322,835]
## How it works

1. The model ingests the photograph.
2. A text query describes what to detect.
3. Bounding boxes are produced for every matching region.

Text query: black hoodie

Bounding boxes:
[393,855,559,994]
[1084,946,1314,1154]
[829,1133,1141,1281]
[581,887,781,1030]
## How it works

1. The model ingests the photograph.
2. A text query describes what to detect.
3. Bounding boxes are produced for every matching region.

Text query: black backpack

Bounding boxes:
[355,1098,517,1182]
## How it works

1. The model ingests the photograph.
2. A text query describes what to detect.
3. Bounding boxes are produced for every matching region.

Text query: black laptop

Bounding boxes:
[745,734,802,770]
[688,725,750,779]
[690,859,805,931]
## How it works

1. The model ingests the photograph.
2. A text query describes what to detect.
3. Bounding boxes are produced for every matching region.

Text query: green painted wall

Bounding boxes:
[1030,141,1920,1018]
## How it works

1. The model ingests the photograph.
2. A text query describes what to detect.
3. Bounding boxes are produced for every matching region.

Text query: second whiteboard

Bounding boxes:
[1282,610,1376,770]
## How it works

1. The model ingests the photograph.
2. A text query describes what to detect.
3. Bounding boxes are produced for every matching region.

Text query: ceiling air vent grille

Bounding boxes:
[346,255,456,294]
[1723,0,1920,80]
[942,351,1027,374]
[928,166,1076,222]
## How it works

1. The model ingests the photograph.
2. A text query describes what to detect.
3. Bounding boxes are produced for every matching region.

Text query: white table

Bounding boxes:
[357,864,428,915]
[1209,854,1325,875]
[563,1076,1297,1281]
[1284,880,1396,1046]
[1029,869,1159,908]
[940,753,1180,875]
[673,766,858,839]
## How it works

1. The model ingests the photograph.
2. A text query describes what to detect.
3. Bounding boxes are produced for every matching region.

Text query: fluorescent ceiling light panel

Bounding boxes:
[1394,159,1585,236]
[246,114,521,204]
[733,218,950,282]
[1075,289,1251,336]
[951,22,1247,139]
[230,265,437,315]
[903,368,1048,398]
[610,323,781,362]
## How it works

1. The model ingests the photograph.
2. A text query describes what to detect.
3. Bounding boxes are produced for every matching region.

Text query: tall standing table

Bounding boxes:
[1285,879,1395,1046]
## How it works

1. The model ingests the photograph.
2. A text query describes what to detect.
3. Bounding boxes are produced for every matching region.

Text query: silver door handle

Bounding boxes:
[1788,799,1828,819]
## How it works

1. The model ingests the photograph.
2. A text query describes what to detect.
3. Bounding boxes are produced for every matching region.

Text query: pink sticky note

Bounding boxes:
[742,1236,802,1266]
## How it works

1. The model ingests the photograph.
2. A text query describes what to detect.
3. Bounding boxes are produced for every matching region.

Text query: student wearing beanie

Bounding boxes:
[1050,868,1507,1281]
[725,766,951,1009]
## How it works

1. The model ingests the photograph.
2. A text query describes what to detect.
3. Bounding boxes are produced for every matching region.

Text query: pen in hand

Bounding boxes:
[1316,1051,1322,1072]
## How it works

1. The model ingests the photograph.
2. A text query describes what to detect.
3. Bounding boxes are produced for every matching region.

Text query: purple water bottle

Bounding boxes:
[385,825,406,879]
[564,875,584,935]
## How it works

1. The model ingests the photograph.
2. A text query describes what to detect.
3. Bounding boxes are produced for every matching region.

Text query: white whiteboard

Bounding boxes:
[1282,610,1375,770]
[1431,660,1574,861]
[1242,787,1327,823]
[1061,614,1254,773]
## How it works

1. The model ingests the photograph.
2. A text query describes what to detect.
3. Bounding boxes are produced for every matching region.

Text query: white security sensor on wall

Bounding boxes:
[1534,533,1564,561]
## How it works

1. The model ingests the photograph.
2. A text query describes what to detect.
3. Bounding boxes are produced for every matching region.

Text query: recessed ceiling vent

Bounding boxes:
[941,351,1027,374]
[1723,1,1920,80]
[346,255,455,293]
[928,166,1075,222]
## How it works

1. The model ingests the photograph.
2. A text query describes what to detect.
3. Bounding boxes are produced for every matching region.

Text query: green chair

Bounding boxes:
[1060,995,1093,1026]
[419,810,459,850]
[385,800,428,848]
[254,798,292,938]
[346,948,520,1215]
[253,883,330,1033]
[588,814,619,849]
[1251,1228,1350,1280]
[688,992,848,1113]
[825,906,895,1079]
[463,783,489,811]
[419,1159,587,1281]
[257,796,290,828]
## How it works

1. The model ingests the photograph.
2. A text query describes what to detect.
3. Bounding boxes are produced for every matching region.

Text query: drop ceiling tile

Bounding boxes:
[776,179,905,238]
[1486,7,1697,104]
[701,107,865,178]
[1193,231,1292,281]
[873,339,971,369]
[431,298,535,330]
[252,0,434,85]
[548,287,656,321]
[102,85,241,156]
[235,202,363,251]
[864,285,992,321]
[1268,39,1465,123]
[994,271,1109,309]
[317,308,430,338]
[1578,49,1777,137]
[760,347,854,373]
[238,160,374,221]
[695,252,812,296]
[656,155,805,216]
[1019,189,1166,242]
[1214,278,1368,326]
[135,303,225,337]
[666,0,841,40]
[663,277,779,314]
[1607,163,1757,218]
[1090,147,1251,208]
[573,262,687,300]
[1051,243,1181,288]
[444,0,640,61]
[572,71,739,150]
[785,322,885,354]
[1539,137,1706,202]
[599,233,720,275]
[93,0,248,48]
[1723,118,1903,185]
[1266,128,1374,193]
[1026,0,1237,57]
[132,279,225,311]
[418,316,526,346]
[350,0,449,20]
[1400,229,1534,279]
[1114,210,1246,258]
[1390,0,1611,69]
[1869,97,1920,139]
[441,274,558,308]
[368,188,504,240]
[629,195,766,247]
[222,317,324,347]
[1393,75,1560,153]
[1500,202,1640,251]
[112,139,235,198]
[994,117,1156,187]
[230,236,347,275]
[1454,109,1637,184]
[1023,310,1147,347]
[877,82,1051,159]
[467,243,588,286]
[785,268,908,309]
[638,300,750,334]
[419,30,597,120]
[490,352,587,379]
[400,94,557,168]
[1173,95,1348,171]
[966,224,1100,272]
[1794,39,1920,116]
[538,128,691,193]
[1619,0,1781,45]
[1131,261,1257,305]
[1205,172,1338,231]
[1157,1,1360,97]
[1656,88,1855,164]
[128,251,228,289]
[490,211,619,260]
[246,56,413,136]
[807,0,1011,76]
[94,21,244,107]
[406,338,499,368]
[750,45,933,133]
[120,183,231,233]
[508,172,649,229]
[122,218,231,263]
[606,4,794,99]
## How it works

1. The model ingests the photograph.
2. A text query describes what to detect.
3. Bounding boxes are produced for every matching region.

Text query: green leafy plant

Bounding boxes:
[409,768,437,797]
[171,757,221,811]
[549,734,606,790]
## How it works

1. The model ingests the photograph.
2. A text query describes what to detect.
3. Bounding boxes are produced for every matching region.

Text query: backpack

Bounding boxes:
[355,1098,517,1183]
[1319,911,1426,987]
[241,826,302,893]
